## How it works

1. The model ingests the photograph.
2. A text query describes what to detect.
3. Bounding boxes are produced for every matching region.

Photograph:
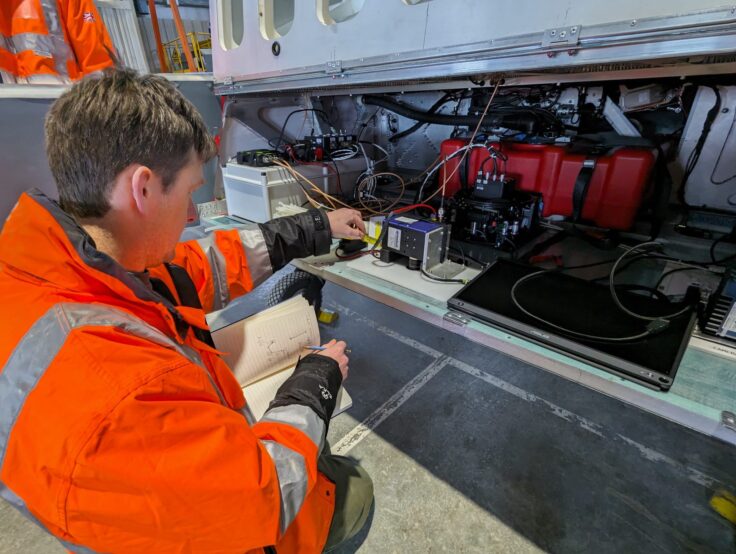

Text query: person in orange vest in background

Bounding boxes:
[0,0,115,83]
[0,68,374,552]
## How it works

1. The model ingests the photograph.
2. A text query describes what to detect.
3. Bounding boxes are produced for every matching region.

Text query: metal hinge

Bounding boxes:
[542,25,581,47]
[222,75,234,86]
[443,311,469,328]
[325,60,343,75]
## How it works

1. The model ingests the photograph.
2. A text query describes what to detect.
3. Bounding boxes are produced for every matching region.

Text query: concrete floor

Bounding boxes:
[2,272,736,553]
[322,285,736,553]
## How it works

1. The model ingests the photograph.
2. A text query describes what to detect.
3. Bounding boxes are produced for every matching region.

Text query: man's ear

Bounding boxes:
[130,165,155,214]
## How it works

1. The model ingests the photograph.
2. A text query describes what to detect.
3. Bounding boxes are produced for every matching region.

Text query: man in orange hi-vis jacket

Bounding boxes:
[0,0,115,82]
[0,68,374,553]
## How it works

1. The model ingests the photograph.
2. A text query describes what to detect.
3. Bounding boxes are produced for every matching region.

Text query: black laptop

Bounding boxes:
[448,259,698,390]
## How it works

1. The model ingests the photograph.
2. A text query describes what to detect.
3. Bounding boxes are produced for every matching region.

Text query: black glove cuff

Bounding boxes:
[269,354,343,423]
[305,209,332,255]
[307,209,327,232]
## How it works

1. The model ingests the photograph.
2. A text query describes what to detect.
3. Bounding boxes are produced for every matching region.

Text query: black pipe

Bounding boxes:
[389,92,454,142]
[363,95,539,134]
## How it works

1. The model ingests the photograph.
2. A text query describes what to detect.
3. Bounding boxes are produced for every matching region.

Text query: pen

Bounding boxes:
[307,345,352,354]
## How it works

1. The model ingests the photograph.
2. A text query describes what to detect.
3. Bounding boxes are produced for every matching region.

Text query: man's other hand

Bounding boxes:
[326,209,366,240]
[315,339,349,381]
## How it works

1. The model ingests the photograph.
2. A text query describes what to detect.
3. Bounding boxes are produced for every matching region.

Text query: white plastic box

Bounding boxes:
[222,159,366,223]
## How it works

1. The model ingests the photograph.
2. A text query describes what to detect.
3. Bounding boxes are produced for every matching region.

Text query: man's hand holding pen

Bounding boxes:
[308,339,349,381]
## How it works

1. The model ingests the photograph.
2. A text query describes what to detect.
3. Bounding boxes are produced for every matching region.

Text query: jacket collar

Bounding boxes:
[0,190,186,340]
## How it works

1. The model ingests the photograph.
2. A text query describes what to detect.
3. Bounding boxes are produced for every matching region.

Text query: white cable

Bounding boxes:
[330,145,360,161]
[608,242,692,321]
[365,142,389,163]
[359,143,371,168]
[510,271,653,342]
[417,143,488,202]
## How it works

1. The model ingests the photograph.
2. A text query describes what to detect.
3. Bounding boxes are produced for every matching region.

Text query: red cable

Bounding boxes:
[394,203,437,214]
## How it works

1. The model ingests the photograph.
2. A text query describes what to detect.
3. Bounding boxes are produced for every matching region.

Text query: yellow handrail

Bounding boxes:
[163,32,211,72]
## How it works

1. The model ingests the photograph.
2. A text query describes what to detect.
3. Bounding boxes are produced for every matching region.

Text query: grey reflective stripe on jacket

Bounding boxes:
[1,33,54,57]
[11,33,53,57]
[39,0,73,78]
[259,405,326,533]
[238,226,273,288]
[0,302,223,552]
[0,484,98,553]
[0,302,224,470]
[195,227,273,312]
[195,233,231,311]
[0,485,97,554]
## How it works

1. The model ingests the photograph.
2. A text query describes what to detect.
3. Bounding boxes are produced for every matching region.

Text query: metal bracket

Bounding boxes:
[542,25,581,47]
[723,411,736,432]
[443,311,469,328]
[582,159,596,170]
[223,76,234,86]
[325,60,343,75]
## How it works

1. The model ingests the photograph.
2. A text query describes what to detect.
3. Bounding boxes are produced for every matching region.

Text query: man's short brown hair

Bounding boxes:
[45,68,216,219]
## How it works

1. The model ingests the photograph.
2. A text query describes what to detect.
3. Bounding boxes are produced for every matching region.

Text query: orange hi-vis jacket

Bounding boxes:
[0,191,340,553]
[0,0,115,80]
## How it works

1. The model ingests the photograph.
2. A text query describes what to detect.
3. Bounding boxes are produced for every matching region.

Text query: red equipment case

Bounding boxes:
[438,140,656,230]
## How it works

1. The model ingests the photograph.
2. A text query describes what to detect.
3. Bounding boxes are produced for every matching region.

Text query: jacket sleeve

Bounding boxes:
[268,354,343,424]
[58,0,116,76]
[165,209,332,313]
[66,358,338,552]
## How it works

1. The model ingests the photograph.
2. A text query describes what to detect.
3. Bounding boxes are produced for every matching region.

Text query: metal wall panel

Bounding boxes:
[210,0,428,79]
[95,0,150,73]
[0,79,221,223]
[423,0,736,49]
[210,0,736,93]
[0,98,58,223]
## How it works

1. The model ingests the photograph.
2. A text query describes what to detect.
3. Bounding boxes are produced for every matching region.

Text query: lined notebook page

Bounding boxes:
[243,367,353,421]
[213,296,320,386]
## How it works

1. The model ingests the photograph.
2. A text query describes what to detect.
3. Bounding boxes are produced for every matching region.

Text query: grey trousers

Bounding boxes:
[318,448,374,552]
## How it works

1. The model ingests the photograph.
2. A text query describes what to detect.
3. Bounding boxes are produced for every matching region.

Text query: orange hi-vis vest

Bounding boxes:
[0,0,115,80]
[0,191,336,553]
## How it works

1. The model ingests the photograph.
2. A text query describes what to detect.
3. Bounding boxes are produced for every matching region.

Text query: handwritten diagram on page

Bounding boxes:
[214,296,320,385]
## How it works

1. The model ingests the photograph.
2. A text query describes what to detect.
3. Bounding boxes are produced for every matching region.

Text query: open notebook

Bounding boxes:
[212,296,352,420]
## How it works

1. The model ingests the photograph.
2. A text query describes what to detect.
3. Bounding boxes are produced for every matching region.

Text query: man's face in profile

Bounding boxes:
[145,152,204,268]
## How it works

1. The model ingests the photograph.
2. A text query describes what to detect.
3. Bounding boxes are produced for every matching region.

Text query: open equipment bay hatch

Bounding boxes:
[210,0,736,406]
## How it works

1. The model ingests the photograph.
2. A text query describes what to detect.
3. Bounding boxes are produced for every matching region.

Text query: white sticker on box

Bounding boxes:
[387,227,401,250]
[367,220,382,241]
[394,216,417,224]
